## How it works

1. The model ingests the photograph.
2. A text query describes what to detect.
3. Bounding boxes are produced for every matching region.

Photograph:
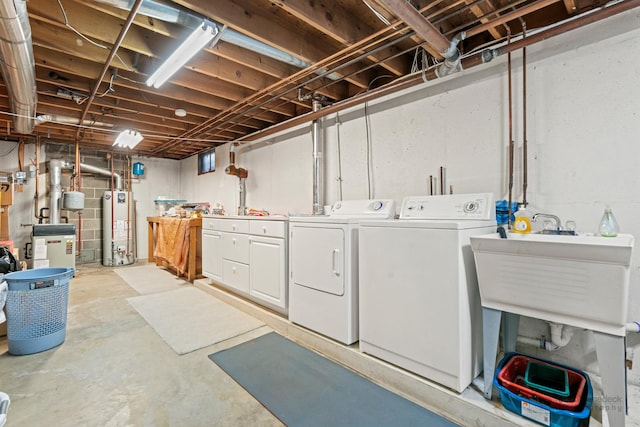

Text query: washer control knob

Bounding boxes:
[464,201,478,213]
[371,201,383,211]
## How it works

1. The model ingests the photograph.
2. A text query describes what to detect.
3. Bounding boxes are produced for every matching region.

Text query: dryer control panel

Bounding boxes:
[330,199,396,218]
[399,193,495,220]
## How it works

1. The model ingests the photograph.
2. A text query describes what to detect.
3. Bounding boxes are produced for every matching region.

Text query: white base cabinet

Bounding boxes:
[202,219,222,280]
[202,216,288,314]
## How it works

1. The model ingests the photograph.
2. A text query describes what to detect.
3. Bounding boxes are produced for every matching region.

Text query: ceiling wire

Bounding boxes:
[96,74,116,98]
[362,0,392,25]
[0,141,18,157]
[56,0,133,71]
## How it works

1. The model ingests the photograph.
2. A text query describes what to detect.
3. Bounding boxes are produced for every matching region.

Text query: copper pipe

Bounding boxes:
[76,140,82,255]
[110,155,115,265]
[465,0,559,38]
[240,0,640,144]
[522,23,528,207]
[33,135,40,219]
[76,0,144,139]
[124,156,131,257]
[143,0,639,157]
[507,29,514,228]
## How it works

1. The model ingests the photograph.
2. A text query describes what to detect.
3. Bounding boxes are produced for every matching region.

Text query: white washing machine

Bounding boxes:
[289,199,396,345]
[358,193,495,393]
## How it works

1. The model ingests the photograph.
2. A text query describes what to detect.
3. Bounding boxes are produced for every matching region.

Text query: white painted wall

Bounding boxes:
[131,156,182,260]
[0,141,41,257]
[180,9,640,371]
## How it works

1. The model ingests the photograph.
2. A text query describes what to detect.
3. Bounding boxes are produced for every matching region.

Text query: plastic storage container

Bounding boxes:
[525,360,570,399]
[4,268,74,355]
[496,200,519,225]
[512,206,532,234]
[495,353,592,427]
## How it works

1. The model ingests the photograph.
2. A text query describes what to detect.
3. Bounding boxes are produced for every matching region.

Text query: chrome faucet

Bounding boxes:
[531,213,562,230]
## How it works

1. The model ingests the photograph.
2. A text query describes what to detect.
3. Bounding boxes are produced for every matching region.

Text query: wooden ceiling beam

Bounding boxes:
[375,0,450,59]
[31,18,294,114]
[27,0,153,56]
[75,0,350,101]
[33,47,285,125]
[271,0,409,76]
[562,0,578,14]
[464,0,503,40]
[173,0,375,89]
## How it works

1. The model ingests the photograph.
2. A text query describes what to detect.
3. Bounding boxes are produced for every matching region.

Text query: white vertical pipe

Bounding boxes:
[48,159,63,224]
[312,99,324,215]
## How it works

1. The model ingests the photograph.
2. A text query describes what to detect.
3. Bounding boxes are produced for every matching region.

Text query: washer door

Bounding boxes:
[290,225,344,296]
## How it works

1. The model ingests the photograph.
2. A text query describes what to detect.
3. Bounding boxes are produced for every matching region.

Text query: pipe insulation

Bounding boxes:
[312,99,324,215]
[0,0,36,134]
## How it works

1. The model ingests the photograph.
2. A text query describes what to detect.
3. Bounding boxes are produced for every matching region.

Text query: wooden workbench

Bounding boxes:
[147,216,202,282]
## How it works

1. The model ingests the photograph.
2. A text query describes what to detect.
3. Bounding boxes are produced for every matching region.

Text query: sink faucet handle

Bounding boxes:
[531,212,563,230]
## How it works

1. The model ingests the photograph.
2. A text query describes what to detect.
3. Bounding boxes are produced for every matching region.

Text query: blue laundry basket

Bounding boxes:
[4,268,74,355]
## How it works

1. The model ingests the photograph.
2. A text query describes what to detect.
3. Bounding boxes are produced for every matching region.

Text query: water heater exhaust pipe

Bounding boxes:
[225,143,249,215]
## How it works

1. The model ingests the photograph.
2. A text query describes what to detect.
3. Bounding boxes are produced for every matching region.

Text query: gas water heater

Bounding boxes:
[103,190,135,266]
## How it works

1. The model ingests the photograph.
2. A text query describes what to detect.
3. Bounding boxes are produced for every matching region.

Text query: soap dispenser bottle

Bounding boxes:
[512,205,531,234]
[598,206,619,237]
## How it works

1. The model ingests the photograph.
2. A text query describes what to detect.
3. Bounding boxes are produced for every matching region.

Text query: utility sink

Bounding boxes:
[470,232,634,336]
[536,229,578,236]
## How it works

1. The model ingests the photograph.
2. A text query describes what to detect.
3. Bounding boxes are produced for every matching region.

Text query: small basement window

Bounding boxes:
[198,150,215,175]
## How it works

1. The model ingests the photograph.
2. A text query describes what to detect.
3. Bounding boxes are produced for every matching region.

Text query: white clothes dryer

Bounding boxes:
[358,193,496,393]
[288,199,396,345]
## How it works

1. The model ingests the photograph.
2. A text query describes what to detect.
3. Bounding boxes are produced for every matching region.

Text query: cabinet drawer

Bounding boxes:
[250,220,286,238]
[221,232,249,263]
[219,219,249,233]
[222,259,250,293]
[202,218,220,231]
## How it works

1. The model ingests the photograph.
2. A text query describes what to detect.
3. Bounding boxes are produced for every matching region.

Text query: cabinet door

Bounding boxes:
[249,235,286,309]
[202,231,222,280]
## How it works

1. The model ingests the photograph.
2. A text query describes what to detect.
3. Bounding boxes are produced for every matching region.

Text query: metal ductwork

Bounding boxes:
[0,0,37,134]
[34,114,115,128]
[48,159,64,224]
[92,0,339,80]
[80,162,122,190]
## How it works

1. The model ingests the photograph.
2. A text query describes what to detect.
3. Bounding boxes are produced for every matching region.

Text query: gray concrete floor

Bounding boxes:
[2,263,639,426]
[0,264,283,427]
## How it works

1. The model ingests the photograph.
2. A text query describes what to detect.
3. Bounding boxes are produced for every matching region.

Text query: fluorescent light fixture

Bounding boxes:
[146,20,220,88]
[113,129,143,149]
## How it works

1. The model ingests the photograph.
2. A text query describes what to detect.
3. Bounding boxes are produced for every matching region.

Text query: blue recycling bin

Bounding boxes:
[4,268,74,355]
